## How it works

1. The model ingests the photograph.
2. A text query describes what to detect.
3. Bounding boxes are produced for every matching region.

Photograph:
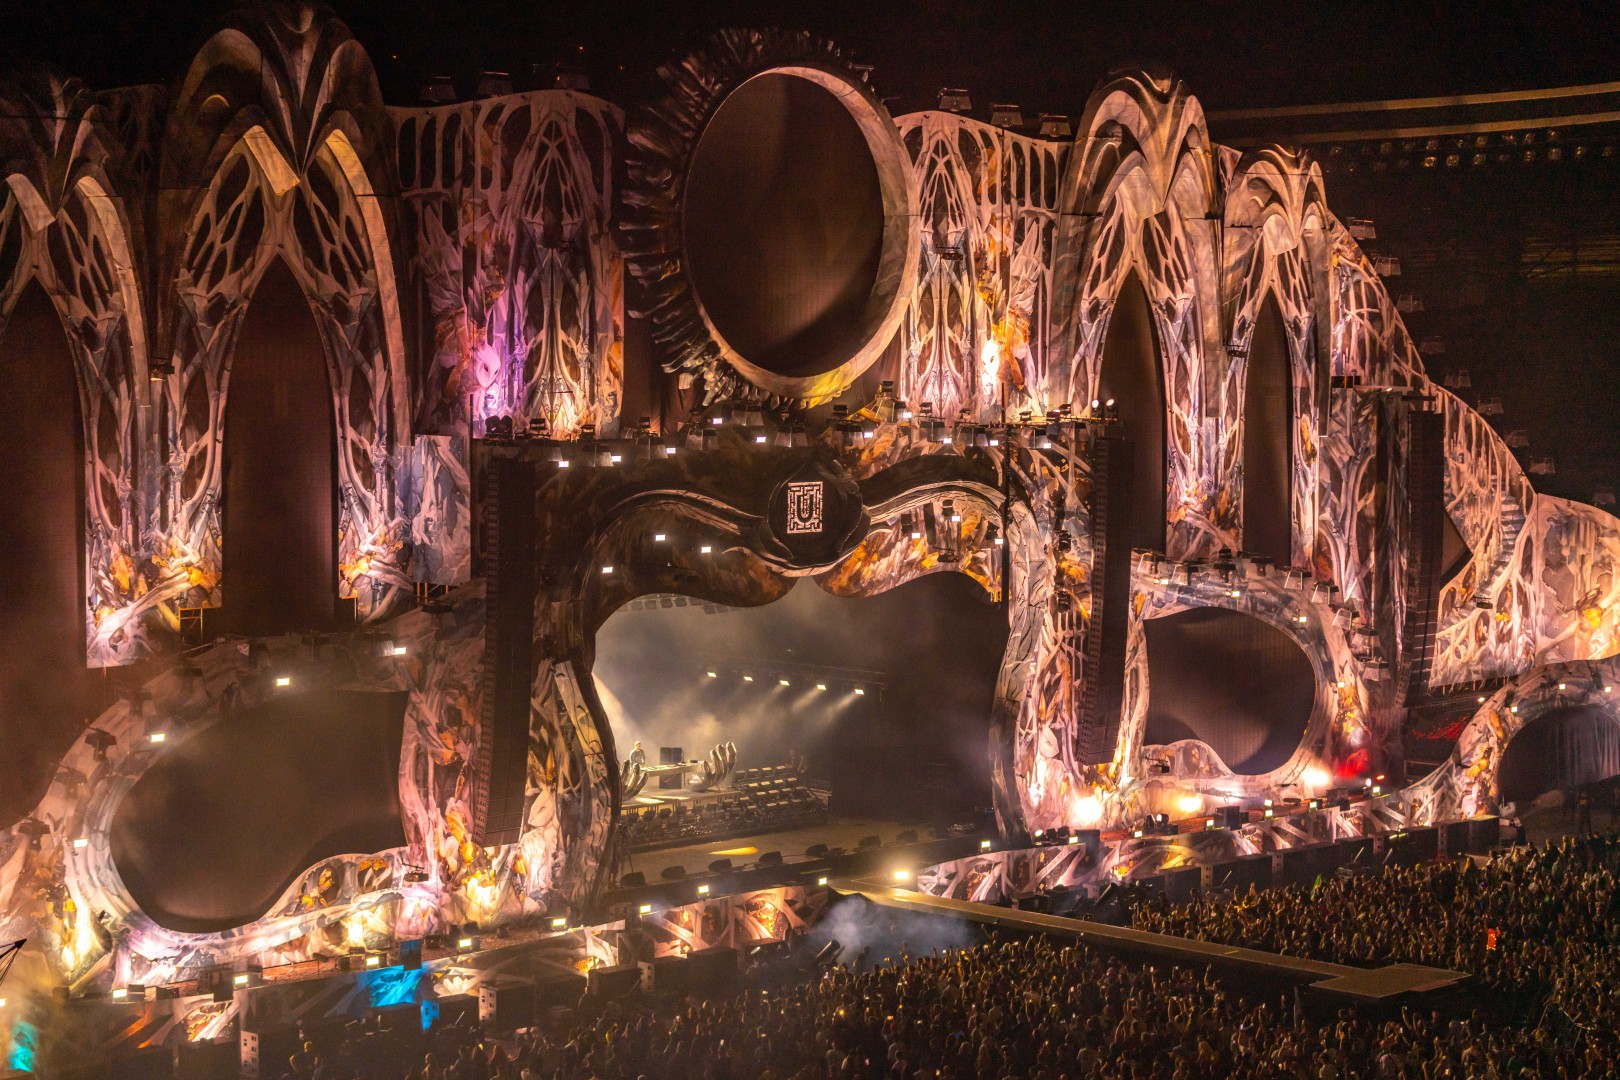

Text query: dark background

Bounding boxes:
[3,1,1616,116]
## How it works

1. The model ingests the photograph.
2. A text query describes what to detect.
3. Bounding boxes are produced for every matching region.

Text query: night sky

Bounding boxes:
[2,1,1616,114]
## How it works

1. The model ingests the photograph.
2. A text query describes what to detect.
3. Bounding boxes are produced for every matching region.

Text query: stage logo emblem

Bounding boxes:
[785,481,825,534]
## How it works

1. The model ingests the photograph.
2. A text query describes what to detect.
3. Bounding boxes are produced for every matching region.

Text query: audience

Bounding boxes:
[250,833,1620,1079]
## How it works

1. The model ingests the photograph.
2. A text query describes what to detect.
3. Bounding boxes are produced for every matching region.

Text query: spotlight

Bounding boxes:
[779,678,790,686]
[149,732,167,744]
[664,445,678,457]
[743,675,754,682]
[706,671,718,678]
[700,545,713,555]
[557,458,571,469]
[601,566,614,575]
[892,869,911,882]
[816,683,827,691]
[854,687,865,695]
[817,876,829,886]
[653,533,667,542]
[638,903,653,915]
[274,675,291,687]
[697,884,710,895]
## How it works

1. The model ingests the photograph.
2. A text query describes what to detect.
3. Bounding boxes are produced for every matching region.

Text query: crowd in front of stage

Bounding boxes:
[268,834,1620,1080]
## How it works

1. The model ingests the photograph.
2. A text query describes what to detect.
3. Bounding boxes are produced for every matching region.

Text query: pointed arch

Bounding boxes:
[214,257,338,637]
[1098,269,1166,552]
[1244,292,1293,564]
[0,279,103,825]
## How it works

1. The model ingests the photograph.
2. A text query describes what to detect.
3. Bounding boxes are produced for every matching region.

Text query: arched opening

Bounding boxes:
[0,281,108,828]
[684,70,888,379]
[109,689,408,933]
[215,259,337,638]
[1097,271,1166,552]
[592,574,1007,870]
[1497,705,1620,808]
[1143,608,1317,775]
[1244,294,1293,565]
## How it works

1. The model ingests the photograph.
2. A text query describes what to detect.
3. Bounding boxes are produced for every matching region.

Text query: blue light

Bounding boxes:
[363,968,424,1010]
[9,1019,38,1072]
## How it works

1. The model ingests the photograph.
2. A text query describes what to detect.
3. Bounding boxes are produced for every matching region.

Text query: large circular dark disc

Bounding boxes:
[684,72,885,379]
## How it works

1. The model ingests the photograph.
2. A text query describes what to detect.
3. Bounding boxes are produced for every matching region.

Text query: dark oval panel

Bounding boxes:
[1144,608,1316,774]
[1497,704,1620,806]
[684,71,885,379]
[110,689,407,933]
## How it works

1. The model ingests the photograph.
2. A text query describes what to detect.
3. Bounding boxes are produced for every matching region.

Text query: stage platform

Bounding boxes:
[833,879,1470,1007]
[620,815,922,882]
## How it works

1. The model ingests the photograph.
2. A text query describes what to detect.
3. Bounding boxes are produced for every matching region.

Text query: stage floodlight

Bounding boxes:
[892,869,911,882]
[392,644,408,656]
[980,839,992,851]
[112,987,129,1001]
[275,675,291,687]
[743,675,754,682]
[1607,685,1614,694]
[755,434,768,444]
[149,732,166,744]
[457,936,476,951]
[365,954,381,968]
[551,917,568,929]
[817,876,828,886]
[854,687,865,695]
[638,903,653,915]
[654,533,666,542]
[697,884,710,895]
[601,565,614,575]
[706,671,718,678]
[664,445,678,457]
[779,678,790,686]
[700,545,712,555]
[557,458,571,468]
[72,837,88,849]
[816,683,827,691]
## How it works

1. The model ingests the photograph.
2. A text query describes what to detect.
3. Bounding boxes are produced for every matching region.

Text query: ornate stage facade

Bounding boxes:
[3,3,1620,1048]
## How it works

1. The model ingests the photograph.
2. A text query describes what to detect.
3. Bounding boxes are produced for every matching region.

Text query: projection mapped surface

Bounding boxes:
[0,282,105,828]
[684,72,885,378]
[1497,705,1620,807]
[110,690,407,932]
[592,574,1008,816]
[1143,608,1316,774]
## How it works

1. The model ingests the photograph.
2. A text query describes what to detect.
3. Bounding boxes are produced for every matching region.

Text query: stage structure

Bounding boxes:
[2,5,1620,1012]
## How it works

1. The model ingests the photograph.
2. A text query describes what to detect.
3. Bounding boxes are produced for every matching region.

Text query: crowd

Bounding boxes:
[1134,833,1620,1032]
[247,835,1620,1079]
